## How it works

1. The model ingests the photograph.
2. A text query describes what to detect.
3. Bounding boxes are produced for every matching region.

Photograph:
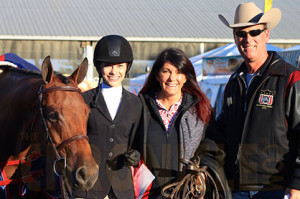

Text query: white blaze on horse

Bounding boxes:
[0,56,99,198]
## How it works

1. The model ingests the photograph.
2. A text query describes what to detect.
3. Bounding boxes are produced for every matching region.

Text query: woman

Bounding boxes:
[138,48,230,199]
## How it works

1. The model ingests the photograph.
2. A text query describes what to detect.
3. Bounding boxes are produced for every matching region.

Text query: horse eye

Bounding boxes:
[47,112,59,122]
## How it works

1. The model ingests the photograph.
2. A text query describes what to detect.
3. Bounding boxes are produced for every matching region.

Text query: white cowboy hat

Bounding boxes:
[219,2,281,30]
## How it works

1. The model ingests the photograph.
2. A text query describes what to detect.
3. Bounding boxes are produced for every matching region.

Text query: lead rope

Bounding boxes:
[161,157,219,199]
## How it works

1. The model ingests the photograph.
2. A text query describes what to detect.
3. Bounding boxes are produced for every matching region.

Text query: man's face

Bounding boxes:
[100,62,127,87]
[234,24,270,63]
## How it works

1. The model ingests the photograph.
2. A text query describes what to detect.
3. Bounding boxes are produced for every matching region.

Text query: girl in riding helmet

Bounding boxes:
[73,35,142,199]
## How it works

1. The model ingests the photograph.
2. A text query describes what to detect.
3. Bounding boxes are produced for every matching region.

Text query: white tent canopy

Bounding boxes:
[190,43,282,63]
[190,43,239,66]
[190,42,282,77]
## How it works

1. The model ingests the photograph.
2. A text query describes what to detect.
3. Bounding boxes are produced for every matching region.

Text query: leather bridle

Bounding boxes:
[38,84,89,176]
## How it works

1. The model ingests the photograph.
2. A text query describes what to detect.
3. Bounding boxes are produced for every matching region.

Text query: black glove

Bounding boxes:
[124,149,140,167]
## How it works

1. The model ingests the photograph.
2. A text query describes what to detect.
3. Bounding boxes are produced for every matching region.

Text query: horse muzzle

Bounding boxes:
[73,163,99,190]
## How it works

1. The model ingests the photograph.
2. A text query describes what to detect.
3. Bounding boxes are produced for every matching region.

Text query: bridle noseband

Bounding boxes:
[38,84,89,176]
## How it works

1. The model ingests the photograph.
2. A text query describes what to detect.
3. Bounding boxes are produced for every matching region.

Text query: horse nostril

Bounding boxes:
[75,166,88,186]
[74,164,99,189]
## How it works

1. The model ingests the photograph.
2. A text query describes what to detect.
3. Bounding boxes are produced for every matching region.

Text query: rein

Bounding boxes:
[161,157,219,199]
[38,84,89,176]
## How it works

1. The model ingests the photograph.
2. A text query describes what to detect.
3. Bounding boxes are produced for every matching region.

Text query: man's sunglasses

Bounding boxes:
[235,29,266,38]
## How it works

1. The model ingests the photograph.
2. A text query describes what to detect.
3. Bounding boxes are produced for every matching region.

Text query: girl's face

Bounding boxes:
[100,62,127,87]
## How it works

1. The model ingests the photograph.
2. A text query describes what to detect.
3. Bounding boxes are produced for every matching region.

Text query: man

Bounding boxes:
[215,2,300,199]
[73,35,142,199]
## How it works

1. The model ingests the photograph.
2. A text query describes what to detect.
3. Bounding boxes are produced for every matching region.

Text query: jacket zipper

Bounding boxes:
[235,75,269,162]
[179,117,191,167]
[185,118,192,138]
[147,95,197,171]
[236,76,271,182]
[232,55,281,176]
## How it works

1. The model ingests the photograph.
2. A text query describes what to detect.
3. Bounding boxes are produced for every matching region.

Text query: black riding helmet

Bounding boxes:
[90,35,133,107]
[93,35,133,76]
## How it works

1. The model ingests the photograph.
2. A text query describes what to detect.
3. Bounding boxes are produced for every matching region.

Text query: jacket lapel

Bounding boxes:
[95,86,113,122]
[113,87,128,123]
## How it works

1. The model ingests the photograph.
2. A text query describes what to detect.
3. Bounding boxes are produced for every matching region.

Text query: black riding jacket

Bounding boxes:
[74,85,142,199]
[216,51,300,191]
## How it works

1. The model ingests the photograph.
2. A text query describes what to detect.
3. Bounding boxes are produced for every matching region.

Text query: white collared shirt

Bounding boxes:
[101,83,122,120]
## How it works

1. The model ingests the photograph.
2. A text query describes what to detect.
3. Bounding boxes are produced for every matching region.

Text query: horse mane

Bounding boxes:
[0,65,41,76]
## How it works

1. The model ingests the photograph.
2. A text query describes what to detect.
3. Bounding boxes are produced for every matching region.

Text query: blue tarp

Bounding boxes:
[0,53,40,71]
[284,45,300,51]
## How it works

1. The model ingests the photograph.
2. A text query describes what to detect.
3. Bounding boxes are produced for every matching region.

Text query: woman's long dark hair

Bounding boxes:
[139,48,212,124]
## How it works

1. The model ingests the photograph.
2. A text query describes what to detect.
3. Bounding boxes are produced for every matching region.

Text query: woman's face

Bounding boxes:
[156,62,187,98]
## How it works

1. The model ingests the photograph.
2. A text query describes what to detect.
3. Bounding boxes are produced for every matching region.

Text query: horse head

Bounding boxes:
[40,56,99,192]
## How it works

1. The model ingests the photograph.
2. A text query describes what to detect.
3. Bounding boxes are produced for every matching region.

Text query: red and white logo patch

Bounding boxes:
[257,89,276,109]
[259,94,273,105]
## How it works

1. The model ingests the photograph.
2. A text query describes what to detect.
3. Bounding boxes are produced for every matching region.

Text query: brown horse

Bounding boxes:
[0,57,99,198]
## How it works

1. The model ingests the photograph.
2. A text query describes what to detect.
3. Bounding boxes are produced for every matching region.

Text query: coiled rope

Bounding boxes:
[161,157,219,199]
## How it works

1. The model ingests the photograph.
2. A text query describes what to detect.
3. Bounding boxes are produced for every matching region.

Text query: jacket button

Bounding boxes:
[109,138,114,142]
[110,124,115,128]
[108,152,113,157]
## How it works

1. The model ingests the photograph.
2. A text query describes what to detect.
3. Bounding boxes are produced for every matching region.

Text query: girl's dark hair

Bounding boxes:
[139,48,212,124]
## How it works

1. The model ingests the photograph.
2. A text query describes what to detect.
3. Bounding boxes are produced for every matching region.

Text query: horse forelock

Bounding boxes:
[55,73,70,86]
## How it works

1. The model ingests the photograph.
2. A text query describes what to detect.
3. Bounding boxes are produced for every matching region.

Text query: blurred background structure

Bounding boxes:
[1,0,300,112]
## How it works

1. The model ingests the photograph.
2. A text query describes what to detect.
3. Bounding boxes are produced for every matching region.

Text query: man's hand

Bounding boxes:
[124,149,140,167]
[285,187,300,199]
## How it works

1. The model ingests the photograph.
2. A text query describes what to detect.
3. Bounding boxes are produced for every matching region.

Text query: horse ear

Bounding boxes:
[41,56,54,85]
[70,58,88,84]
